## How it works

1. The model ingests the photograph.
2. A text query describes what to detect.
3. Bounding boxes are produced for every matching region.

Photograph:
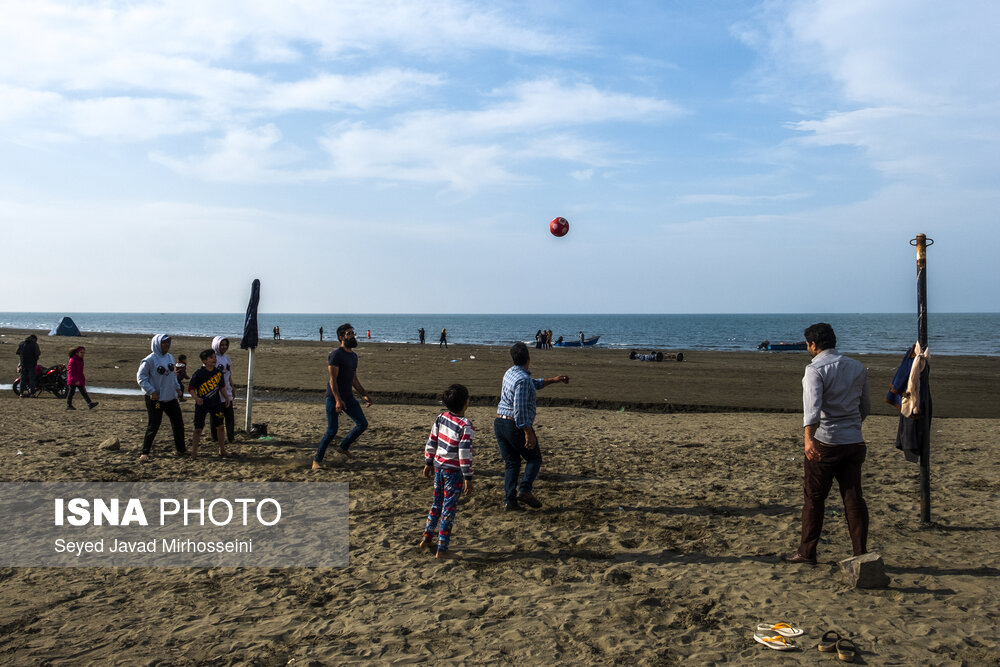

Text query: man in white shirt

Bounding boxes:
[785,322,871,564]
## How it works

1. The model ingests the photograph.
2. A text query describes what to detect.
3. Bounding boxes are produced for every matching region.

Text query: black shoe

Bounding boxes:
[504,501,524,512]
[67,405,76,410]
[783,552,817,564]
[88,402,99,409]
[517,491,542,509]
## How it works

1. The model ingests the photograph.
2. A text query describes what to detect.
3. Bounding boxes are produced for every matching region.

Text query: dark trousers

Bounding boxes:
[314,396,368,462]
[494,418,542,504]
[798,442,869,559]
[142,396,186,455]
[67,385,92,407]
[19,364,37,395]
[211,403,236,443]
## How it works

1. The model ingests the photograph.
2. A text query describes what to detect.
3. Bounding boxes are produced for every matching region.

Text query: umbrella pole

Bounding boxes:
[244,347,256,432]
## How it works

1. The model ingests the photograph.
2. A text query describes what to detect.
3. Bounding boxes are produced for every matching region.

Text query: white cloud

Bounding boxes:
[677,192,810,205]
[0,0,545,146]
[150,125,320,183]
[260,70,444,113]
[318,80,679,189]
[756,1,1000,188]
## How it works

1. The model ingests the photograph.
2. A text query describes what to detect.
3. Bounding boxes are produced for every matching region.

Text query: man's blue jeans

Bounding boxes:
[314,396,368,463]
[494,418,542,504]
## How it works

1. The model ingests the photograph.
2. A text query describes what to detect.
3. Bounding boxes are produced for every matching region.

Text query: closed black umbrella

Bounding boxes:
[241,278,261,350]
[242,279,261,430]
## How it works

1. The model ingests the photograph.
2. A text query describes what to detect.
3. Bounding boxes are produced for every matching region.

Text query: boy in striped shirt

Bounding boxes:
[419,384,474,559]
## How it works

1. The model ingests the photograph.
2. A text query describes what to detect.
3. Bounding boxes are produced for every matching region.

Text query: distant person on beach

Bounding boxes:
[580,331,585,345]
[136,334,186,461]
[535,329,543,349]
[174,354,189,401]
[313,323,373,469]
[319,326,324,341]
[494,342,569,511]
[211,336,236,443]
[545,329,553,349]
[419,328,425,344]
[439,328,448,348]
[188,348,232,458]
[273,325,280,340]
[785,322,871,564]
[419,383,474,559]
[16,334,41,397]
[65,346,98,410]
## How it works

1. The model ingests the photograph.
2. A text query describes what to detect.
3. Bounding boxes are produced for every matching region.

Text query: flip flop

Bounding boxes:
[836,637,857,662]
[753,633,797,651]
[818,630,841,652]
[756,622,804,638]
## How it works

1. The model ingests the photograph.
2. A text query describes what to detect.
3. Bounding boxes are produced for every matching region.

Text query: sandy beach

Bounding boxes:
[1,329,999,664]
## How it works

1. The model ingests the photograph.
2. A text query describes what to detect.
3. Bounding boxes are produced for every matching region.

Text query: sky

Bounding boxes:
[1,0,998,314]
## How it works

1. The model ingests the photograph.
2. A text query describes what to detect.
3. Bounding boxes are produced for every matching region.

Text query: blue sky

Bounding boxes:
[1,0,997,314]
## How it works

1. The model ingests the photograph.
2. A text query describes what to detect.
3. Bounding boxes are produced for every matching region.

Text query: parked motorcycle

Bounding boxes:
[12,364,68,398]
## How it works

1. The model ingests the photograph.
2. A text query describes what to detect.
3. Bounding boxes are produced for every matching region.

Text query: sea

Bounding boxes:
[2,312,997,356]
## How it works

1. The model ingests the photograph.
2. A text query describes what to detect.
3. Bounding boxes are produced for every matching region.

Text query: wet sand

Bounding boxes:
[1,328,998,664]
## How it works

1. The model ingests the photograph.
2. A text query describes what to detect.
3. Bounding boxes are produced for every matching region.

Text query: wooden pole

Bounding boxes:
[911,233,933,523]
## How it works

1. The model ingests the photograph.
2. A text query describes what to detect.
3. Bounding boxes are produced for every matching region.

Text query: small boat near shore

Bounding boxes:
[555,335,601,348]
[757,340,807,351]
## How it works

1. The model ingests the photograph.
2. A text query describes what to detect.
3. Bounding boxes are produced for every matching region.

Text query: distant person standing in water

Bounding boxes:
[273,325,280,340]
[313,324,373,468]
[440,328,448,348]
[419,328,425,344]
[319,326,324,341]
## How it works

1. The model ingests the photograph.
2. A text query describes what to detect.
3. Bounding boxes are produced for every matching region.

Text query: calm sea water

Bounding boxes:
[1,312,997,356]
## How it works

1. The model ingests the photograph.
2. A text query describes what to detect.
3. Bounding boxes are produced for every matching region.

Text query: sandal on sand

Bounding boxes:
[753,633,797,651]
[756,622,804,638]
[836,637,857,662]
[818,630,841,652]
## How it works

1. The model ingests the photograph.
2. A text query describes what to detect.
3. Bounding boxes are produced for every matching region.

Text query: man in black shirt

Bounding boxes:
[313,324,373,469]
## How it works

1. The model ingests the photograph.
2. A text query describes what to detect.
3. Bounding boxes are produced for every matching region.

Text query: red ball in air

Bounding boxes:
[549,216,570,237]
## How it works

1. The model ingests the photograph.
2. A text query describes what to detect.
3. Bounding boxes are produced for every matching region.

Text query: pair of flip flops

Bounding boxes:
[753,622,803,650]
[818,630,857,662]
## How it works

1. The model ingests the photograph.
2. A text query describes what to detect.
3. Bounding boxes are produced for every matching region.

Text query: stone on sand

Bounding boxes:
[840,552,890,589]
[99,437,121,451]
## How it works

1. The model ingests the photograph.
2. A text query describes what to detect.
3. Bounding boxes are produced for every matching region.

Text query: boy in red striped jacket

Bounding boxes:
[419,384,474,559]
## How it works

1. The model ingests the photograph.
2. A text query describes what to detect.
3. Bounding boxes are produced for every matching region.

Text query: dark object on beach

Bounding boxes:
[249,423,268,438]
[12,363,68,397]
[49,316,82,337]
[554,335,600,347]
[757,340,807,351]
[629,351,683,362]
[839,552,890,589]
[242,279,261,350]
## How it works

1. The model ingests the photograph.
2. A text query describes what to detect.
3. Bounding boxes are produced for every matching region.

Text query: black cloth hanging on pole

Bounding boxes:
[241,279,261,350]
[894,368,932,463]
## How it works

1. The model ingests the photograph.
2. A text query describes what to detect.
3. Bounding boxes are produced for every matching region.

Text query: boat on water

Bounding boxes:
[757,340,807,351]
[555,335,601,348]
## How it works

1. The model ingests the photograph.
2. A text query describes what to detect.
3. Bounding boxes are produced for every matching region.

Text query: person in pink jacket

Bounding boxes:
[66,346,98,410]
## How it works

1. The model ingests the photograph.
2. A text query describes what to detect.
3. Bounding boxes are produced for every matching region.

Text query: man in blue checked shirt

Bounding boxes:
[494,342,570,511]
